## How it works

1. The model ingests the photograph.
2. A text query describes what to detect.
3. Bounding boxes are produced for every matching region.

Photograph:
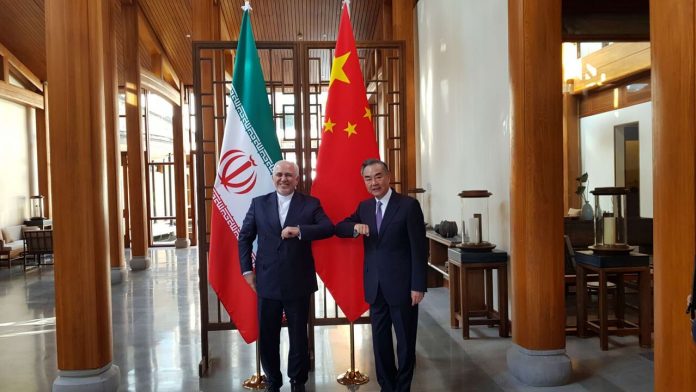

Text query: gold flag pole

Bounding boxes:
[337,322,369,385]
[243,341,266,389]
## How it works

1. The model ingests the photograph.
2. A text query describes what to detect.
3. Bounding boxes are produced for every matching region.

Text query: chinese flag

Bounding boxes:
[311,3,380,322]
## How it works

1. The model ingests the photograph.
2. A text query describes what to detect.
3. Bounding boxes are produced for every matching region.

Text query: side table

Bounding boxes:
[575,250,651,350]
[24,218,53,230]
[447,248,509,339]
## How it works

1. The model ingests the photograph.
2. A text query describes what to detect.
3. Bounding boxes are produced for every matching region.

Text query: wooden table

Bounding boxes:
[575,251,651,350]
[448,248,509,339]
[425,230,456,288]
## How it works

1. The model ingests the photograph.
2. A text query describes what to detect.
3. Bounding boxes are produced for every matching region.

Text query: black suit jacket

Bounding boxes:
[238,191,334,300]
[336,191,428,306]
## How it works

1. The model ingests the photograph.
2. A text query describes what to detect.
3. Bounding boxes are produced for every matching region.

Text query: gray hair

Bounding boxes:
[272,160,299,176]
[360,158,389,175]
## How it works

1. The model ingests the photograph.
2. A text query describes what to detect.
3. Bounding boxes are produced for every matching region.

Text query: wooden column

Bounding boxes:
[45,0,120,388]
[507,0,571,386]
[173,90,189,248]
[563,80,580,212]
[188,151,198,246]
[381,0,393,39]
[123,0,150,270]
[36,82,52,218]
[105,0,126,279]
[392,0,416,190]
[192,0,221,238]
[651,0,696,389]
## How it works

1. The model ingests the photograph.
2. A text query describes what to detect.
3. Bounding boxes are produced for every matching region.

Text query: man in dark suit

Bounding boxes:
[239,160,334,392]
[336,158,428,392]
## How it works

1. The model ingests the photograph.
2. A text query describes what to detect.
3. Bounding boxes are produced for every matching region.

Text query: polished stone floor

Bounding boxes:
[0,248,654,391]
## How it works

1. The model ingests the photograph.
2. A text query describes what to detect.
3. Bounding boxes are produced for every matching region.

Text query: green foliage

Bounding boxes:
[576,172,589,203]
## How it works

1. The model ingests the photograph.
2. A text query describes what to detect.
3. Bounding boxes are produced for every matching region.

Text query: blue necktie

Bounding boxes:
[376,201,383,232]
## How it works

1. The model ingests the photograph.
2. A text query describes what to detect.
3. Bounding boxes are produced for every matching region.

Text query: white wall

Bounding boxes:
[0,98,34,228]
[579,102,653,217]
[417,0,510,250]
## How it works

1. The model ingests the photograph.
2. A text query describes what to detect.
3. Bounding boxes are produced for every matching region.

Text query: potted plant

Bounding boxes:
[576,172,593,220]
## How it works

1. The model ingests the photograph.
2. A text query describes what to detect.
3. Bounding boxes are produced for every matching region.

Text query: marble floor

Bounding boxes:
[0,248,654,391]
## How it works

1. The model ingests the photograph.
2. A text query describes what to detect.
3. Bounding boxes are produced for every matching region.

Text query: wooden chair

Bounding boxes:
[565,235,617,309]
[23,230,53,268]
[564,235,577,295]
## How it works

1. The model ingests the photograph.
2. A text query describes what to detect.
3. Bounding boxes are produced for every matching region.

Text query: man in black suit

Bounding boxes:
[336,158,428,392]
[239,160,334,392]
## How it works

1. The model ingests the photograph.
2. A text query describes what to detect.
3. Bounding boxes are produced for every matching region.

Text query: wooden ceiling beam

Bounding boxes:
[137,6,180,89]
[0,40,43,91]
[141,69,180,106]
[0,80,43,108]
[571,43,650,93]
[0,54,8,82]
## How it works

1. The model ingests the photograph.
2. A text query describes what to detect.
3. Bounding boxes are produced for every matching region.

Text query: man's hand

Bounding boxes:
[354,223,370,236]
[281,226,300,239]
[411,291,424,306]
[244,272,257,293]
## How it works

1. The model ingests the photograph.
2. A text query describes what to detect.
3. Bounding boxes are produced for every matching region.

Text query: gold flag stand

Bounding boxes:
[337,322,369,385]
[243,342,267,389]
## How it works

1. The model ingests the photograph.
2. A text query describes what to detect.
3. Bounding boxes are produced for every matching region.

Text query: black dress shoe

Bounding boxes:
[264,386,280,392]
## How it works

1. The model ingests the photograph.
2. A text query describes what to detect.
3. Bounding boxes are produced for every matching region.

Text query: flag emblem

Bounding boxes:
[218,149,258,195]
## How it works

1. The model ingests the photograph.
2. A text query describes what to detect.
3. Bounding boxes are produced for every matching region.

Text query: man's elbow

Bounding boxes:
[316,223,335,240]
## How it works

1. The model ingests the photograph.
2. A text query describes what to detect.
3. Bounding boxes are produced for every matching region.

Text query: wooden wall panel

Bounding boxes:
[578,74,651,117]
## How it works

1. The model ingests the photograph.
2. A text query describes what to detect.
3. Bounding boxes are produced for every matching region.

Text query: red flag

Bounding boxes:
[311,3,380,321]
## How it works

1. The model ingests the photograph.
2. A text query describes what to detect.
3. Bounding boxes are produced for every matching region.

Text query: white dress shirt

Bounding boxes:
[375,188,393,218]
[277,192,294,227]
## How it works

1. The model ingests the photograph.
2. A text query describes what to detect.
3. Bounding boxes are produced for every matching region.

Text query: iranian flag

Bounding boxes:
[311,1,380,322]
[208,4,282,344]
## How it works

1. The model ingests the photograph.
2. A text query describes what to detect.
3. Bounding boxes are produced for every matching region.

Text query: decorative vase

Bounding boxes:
[580,201,593,221]
[437,220,458,238]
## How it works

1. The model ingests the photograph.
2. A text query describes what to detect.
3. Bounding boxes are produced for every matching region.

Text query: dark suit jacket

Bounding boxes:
[336,190,428,306]
[238,191,334,300]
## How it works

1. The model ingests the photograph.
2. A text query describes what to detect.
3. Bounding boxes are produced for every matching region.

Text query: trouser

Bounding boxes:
[370,288,419,392]
[258,295,311,389]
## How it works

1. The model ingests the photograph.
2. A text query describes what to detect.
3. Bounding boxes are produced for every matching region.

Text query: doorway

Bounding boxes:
[614,122,640,217]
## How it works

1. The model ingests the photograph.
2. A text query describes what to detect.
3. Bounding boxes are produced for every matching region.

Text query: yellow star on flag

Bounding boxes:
[323,118,336,133]
[363,107,372,122]
[329,52,351,87]
[344,122,357,138]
